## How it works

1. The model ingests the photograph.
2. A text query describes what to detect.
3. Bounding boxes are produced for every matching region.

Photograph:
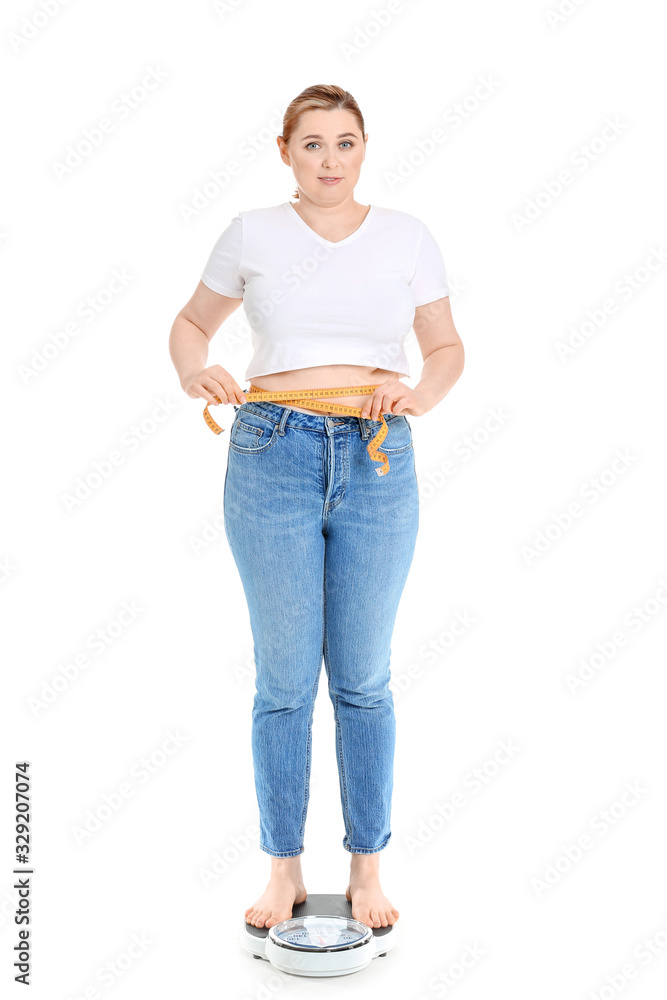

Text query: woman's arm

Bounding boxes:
[169,281,246,404]
[412,297,464,411]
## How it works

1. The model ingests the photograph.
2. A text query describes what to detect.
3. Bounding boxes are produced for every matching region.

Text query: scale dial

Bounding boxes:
[269,914,373,952]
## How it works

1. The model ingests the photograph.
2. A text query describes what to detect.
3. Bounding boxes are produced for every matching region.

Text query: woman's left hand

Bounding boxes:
[360,379,428,419]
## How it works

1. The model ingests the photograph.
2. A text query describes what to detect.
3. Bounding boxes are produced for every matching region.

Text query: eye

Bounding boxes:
[304,141,355,150]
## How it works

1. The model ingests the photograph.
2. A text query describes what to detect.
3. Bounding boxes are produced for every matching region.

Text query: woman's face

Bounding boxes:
[279,108,367,203]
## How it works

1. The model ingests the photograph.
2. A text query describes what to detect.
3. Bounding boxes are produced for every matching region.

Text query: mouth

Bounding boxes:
[318,176,343,184]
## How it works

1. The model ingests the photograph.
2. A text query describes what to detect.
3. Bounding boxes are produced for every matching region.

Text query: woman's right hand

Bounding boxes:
[182,365,247,406]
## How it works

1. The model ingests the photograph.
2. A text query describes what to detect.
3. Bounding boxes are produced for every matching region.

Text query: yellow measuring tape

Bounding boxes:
[203,383,392,476]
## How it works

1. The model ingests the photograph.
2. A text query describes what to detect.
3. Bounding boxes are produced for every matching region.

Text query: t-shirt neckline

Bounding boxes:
[284,201,375,246]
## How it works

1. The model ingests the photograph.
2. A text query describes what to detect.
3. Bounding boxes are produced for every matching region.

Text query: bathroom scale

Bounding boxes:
[240,892,397,977]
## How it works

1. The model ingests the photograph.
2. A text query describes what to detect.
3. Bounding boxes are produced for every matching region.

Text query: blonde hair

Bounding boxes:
[280,84,366,200]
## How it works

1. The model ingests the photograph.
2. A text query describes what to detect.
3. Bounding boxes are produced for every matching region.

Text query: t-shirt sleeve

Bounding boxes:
[408,221,449,307]
[200,215,245,297]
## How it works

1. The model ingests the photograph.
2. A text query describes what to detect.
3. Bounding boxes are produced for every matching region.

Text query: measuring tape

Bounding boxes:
[203,383,391,476]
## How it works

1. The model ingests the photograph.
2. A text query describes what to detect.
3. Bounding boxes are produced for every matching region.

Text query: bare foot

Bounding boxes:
[345,854,399,928]
[245,857,307,929]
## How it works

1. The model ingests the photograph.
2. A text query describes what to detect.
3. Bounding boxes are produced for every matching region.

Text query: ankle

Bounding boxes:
[270,856,303,879]
[349,869,380,883]
[349,856,381,882]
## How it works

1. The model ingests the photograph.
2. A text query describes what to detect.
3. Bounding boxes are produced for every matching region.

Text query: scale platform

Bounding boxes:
[241,892,398,978]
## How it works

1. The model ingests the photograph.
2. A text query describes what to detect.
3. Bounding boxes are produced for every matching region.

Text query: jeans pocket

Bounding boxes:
[379,414,413,454]
[229,407,279,454]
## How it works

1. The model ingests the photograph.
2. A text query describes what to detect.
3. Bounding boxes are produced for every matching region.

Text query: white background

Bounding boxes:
[2,0,666,997]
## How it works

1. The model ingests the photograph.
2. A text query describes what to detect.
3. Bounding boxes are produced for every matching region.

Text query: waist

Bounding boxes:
[238,385,377,429]
[245,381,381,418]
[248,367,398,415]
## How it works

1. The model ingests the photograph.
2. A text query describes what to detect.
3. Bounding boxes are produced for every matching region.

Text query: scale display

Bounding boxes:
[271,915,372,950]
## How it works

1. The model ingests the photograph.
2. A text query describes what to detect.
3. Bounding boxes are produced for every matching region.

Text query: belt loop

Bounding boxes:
[357,416,369,440]
[278,407,289,436]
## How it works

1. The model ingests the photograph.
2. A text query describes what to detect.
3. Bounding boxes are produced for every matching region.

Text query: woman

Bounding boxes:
[169,84,464,931]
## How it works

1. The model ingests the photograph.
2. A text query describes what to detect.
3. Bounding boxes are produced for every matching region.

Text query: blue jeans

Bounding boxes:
[223,401,419,857]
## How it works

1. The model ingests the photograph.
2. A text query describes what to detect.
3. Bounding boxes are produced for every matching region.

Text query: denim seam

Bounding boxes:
[345,832,392,854]
[228,440,279,455]
[323,551,353,848]
[299,692,316,847]
[236,419,262,437]
[325,436,348,512]
[297,545,326,848]
[240,404,389,436]
[334,692,353,850]
[236,403,280,426]
[382,443,414,456]
[259,844,304,857]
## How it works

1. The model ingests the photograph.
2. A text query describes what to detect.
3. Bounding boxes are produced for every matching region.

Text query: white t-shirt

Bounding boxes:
[200,201,449,380]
